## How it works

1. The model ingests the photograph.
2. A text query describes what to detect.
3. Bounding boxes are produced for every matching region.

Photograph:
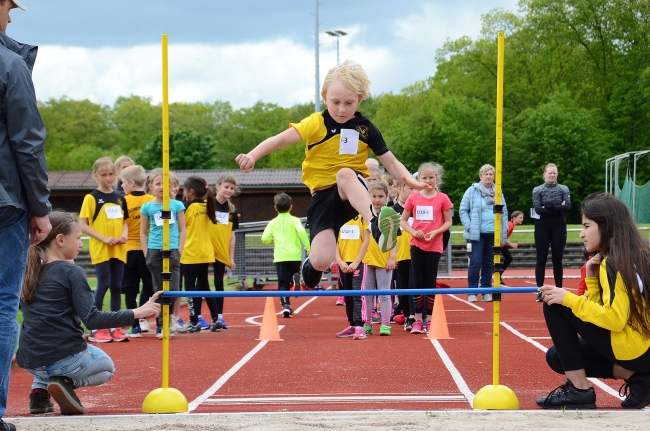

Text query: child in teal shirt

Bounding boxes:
[261,193,310,317]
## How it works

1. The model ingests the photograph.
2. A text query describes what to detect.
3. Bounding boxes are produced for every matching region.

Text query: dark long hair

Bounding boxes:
[22,211,79,304]
[581,193,650,337]
[184,176,217,224]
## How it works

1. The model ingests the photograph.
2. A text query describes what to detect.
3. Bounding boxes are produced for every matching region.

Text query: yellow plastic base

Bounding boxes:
[142,387,189,413]
[473,384,520,410]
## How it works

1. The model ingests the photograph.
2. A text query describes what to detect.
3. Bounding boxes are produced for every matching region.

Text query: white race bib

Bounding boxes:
[339,129,359,155]
[415,205,433,221]
[216,211,230,225]
[105,206,123,220]
[154,211,176,227]
[340,225,360,240]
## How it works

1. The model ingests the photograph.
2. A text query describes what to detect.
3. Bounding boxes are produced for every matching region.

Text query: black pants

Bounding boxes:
[184,263,218,324]
[276,261,301,306]
[500,246,512,274]
[339,262,364,327]
[122,250,154,327]
[534,216,566,287]
[213,261,226,315]
[410,247,441,316]
[395,259,412,317]
[544,302,650,377]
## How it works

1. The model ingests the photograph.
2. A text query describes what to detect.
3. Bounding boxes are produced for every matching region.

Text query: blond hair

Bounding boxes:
[92,157,115,177]
[115,155,135,171]
[119,165,146,187]
[418,162,444,191]
[146,168,178,198]
[368,180,388,196]
[321,59,370,101]
[479,164,495,177]
[216,174,238,213]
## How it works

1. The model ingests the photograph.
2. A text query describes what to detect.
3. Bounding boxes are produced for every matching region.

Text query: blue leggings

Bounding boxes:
[94,258,124,312]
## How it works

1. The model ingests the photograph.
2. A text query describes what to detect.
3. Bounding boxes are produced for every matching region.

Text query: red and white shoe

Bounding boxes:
[335,297,345,306]
[110,328,130,342]
[88,328,112,343]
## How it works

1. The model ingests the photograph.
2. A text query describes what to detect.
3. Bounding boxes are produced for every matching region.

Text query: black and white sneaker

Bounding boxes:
[536,379,596,409]
[282,304,293,318]
[300,257,323,289]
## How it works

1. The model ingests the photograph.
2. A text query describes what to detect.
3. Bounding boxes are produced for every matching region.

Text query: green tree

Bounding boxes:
[110,95,160,156]
[138,129,216,170]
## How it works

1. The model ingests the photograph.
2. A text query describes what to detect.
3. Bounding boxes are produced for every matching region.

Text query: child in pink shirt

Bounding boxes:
[399,163,453,334]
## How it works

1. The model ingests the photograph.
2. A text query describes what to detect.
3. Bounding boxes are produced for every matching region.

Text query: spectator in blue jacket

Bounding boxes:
[459,164,507,303]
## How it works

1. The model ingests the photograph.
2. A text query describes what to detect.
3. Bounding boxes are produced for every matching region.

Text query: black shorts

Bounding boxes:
[307,173,368,242]
[121,250,152,295]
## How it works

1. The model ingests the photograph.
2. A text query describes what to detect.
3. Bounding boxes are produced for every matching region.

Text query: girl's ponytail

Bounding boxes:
[205,187,218,224]
[21,244,47,303]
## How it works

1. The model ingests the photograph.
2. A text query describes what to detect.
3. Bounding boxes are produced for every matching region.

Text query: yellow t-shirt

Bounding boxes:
[337,216,368,263]
[393,202,413,262]
[290,111,390,191]
[363,233,394,268]
[181,200,215,265]
[210,200,239,266]
[79,190,127,265]
[123,191,155,252]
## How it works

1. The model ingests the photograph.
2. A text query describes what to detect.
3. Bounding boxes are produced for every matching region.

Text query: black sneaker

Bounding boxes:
[210,320,223,332]
[282,304,293,318]
[536,379,596,409]
[536,291,544,302]
[47,376,86,415]
[405,317,416,331]
[29,391,55,414]
[0,419,16,431]
[619,371,650,409]
[300,257,322,289]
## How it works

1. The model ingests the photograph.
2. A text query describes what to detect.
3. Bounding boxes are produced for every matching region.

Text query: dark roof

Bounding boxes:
[47,169,306,190]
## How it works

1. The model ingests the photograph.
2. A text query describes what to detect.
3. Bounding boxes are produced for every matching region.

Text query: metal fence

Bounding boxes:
[229,217,452,290]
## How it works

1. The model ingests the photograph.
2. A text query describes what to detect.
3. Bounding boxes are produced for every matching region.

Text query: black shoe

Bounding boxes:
[210,320,223,332]
[29,391,55,414]
[536,291,544,302]
[536,379,596,409]
[47,376,86,415]
[282,304,293,318]
[0,419,16,431]
[300,257,322,289]
[620,371,650,409]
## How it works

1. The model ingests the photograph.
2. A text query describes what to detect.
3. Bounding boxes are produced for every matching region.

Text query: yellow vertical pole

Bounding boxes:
[492,30,504,387]
[473,30,519,410]
[142,34,188,414]
[161,33,171,389]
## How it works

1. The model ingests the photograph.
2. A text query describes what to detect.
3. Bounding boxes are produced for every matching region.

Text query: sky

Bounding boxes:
[8,0,520,109]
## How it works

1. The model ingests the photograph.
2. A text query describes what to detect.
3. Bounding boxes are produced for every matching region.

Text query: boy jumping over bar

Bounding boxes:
[236,59,429,289]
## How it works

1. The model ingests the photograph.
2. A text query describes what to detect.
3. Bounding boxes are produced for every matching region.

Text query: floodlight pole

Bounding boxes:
[326,30,348,64]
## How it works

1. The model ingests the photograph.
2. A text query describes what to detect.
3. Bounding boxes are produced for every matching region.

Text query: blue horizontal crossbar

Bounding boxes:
[162,287,539,298]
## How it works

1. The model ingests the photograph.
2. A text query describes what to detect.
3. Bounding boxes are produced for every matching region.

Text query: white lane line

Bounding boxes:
[245,296,319,326]
[449,294,484,311]
[190,296,321,411]
[500,321,622,400]
[205,395,465,404]
[430,339,474,406]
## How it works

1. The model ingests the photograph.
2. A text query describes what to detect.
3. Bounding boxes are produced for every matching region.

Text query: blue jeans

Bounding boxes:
[26,345,115,391]
[0,207,29,418]
[467,233,494,290]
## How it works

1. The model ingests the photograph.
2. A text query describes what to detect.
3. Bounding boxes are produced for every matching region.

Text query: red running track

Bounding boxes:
[7,270,630,416]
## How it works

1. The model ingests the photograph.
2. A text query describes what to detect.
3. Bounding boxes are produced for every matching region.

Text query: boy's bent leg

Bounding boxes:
[301,230,336,288]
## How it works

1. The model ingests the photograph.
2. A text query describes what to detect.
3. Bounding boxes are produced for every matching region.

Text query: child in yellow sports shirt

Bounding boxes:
[236,60,428,292]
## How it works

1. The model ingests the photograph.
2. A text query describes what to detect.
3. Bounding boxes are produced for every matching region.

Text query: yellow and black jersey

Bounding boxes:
[210,200,239,266]
[337,216,368,263]
[181,200,215,265]
[79,189,127,264]
[290,110,389,191]
[124,191,155,252]
[393,202,412,262]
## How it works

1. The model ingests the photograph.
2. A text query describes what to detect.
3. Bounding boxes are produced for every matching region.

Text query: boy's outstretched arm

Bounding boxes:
[236,128,303,172]
[376,151,432,191]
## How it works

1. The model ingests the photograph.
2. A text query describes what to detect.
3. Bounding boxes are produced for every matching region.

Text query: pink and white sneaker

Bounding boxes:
[335,326,355,338]
[353,327,367,340]
[410,320,424,334]
[88,328,112,343]
[335,297,345,306]
[425,320,431,335]
[111,328,130,342]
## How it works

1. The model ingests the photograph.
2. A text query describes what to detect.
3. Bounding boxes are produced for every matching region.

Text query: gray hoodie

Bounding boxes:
[0,31,50,216]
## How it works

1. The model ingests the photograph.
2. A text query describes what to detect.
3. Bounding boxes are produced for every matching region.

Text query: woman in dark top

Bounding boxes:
[532,163,571,301]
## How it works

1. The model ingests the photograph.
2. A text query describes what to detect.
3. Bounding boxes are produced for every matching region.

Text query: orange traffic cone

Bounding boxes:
[257,297,283,341]
[427,295,453,340]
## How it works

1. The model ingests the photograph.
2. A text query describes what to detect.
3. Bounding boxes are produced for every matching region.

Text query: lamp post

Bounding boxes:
[325,30,347,64]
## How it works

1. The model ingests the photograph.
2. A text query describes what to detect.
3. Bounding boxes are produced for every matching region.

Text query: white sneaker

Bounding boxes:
[139,319,150,332]
[482,293,492,302]
[170,318,182,333]
[468,294,477,303]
